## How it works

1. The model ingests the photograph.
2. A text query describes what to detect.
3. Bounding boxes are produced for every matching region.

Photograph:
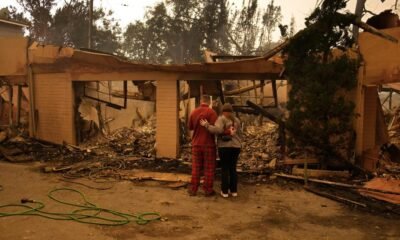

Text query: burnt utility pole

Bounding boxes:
[88,0,93,48]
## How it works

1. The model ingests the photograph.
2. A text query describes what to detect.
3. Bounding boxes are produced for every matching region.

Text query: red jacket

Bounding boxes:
[189,104,218,146]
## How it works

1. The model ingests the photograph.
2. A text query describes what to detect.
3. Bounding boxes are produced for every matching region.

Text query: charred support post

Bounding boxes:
[271,79,278,108]
[217,80,225,104]
[259,79,265,125]
[16,85,22,126]
[28,67,36,137]
[185,83,191,126]
[8,85,13,126]
[252,80,258,100]
[259,80,265,106]
[123,80,128,108]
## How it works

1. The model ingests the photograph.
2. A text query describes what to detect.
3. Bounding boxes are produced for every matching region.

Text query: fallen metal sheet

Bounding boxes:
[359,178,400,204]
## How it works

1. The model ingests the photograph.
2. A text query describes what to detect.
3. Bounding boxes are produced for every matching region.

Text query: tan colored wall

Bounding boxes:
[359,27,400,85]
[0,23,23,37]
[34,73,75,144]
[156,80,179,158]
[0,37,27,76]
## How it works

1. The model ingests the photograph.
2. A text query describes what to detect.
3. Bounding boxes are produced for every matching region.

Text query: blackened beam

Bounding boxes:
[232,106,276,115]
[262,39,289,59]
[351,14,398,43]
[245,100,284,124]
[271,79,278,108]
[217,80,225,104]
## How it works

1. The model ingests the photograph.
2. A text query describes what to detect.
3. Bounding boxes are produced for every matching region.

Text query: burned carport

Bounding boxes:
[17,40,283,159]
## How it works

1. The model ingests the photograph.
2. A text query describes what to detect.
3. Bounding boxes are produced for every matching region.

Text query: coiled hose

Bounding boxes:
[0,188,161,226]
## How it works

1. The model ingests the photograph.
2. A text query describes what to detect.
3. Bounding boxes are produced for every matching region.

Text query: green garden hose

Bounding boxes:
[0,188,161,226]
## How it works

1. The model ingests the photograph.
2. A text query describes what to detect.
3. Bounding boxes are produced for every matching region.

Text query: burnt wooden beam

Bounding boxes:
[245,100,284,124]
[352,16,398,43]
[271,79,278,108]
[16,85,22,126]
[8,85,13,126]
[262,40,289,59]
[217,80,225,104]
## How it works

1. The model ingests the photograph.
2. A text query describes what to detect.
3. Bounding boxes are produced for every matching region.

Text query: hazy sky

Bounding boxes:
[0,0,397,40]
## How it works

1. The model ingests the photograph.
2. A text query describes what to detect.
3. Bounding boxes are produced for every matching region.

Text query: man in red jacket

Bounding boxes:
[188,95,218,196]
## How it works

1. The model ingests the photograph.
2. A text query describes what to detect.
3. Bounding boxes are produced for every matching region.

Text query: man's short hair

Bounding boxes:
[201,95,211,104]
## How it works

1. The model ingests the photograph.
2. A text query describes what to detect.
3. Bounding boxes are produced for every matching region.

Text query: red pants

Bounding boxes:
[191,146,216,193]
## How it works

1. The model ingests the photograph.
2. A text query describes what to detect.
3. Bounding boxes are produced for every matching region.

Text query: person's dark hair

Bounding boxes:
[222,103,233,112]
[222,103,235,125]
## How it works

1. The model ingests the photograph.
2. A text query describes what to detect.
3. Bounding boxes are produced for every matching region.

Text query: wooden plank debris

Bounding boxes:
[283,157,319,165]
[358,178,400,204]
[167,182,188,189]
[122,170,192,183]
[274,173,400,196]
[292,167,350,179]
[305,186,368,208]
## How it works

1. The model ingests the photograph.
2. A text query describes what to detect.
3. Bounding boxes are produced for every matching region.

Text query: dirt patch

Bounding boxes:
[1,161,400,240]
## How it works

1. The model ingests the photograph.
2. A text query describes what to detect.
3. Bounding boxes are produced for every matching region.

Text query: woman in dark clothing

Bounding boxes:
[200,103,242,198]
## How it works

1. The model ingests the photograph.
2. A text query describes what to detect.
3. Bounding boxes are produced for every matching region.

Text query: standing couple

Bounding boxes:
[188,95,242,198]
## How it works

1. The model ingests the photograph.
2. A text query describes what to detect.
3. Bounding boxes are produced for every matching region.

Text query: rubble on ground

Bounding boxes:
[377,155,400,179]
[0,129,93,163]
[0,119,191,176]
[0,123,157,164]
[85,127,156,158]
[239,122,280,171]
[81,116,156,158]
